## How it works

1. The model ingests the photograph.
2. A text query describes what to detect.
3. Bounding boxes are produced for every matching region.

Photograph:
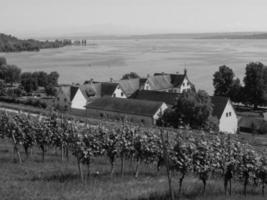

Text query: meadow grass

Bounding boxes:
[0,139,266,200]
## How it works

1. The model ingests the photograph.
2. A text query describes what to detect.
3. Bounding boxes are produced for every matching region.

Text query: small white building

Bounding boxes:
[211,96,238,134]
[71,82,118,113]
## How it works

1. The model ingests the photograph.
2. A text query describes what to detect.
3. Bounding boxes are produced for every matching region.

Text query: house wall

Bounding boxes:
[71,89,87,110]
[112,86,127,98]
[153,103,168,124]
[86,108,154,126]
[179,78,191,93]
[219,100,238,134]
[144,81,151,90]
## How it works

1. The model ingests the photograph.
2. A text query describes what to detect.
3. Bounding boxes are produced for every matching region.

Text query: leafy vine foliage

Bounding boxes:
[0,111,266,196]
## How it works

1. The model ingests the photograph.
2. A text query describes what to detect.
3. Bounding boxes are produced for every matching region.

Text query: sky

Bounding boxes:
[1,0,267,38]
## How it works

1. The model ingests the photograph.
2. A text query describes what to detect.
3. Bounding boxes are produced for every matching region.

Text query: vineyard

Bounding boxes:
[0,111,266,200]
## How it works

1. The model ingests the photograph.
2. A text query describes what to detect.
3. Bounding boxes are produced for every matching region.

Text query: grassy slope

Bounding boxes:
[0,138,266,200]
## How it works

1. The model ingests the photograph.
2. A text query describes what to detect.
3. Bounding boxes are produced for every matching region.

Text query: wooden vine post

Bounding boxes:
[160,129,175,200]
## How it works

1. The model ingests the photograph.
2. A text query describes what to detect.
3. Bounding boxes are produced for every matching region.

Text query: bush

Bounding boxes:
[0,96,47,109]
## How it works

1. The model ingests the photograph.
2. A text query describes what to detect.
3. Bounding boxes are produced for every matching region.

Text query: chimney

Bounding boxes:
[184,68,187,75]
[110,78,114,82]
[147,74,150,78]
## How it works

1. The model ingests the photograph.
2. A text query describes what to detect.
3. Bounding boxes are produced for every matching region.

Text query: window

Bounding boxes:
[121,92,124,97]
[141,119,145,124]
[64,98,67,102]
[226,113,228,117]
[100,113,104,118]
[229,112,231,117]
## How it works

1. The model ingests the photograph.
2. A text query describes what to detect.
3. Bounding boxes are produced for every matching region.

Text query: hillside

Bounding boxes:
[197,32,267,39]
[0,33,72,52]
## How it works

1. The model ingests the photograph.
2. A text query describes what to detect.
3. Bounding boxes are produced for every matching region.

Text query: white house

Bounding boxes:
[130,91,238,134]
[211,96,238,134]
[112,79,141,98]
[71,82,118,111]
[153,70,193,93]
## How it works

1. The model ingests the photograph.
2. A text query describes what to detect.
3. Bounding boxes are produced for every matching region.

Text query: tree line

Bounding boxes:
[0,57,59,96]
[213,62,267,109]
[0,33,71,52]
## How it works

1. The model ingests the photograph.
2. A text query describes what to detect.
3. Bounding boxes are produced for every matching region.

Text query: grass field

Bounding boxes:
[0,138,266,200]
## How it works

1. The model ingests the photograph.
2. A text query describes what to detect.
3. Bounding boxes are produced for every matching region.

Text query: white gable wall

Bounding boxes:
[112,86,127,98]
[144,81,151,90]
[71,89,87,110]
[219,100,238,134]
[153,103,168,124]
[180,77,191,93]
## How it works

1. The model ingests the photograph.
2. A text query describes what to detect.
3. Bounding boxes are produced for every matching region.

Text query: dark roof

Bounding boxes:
[70,86,79,101]
[170,74,186,87]
[86,97,164,117]
[130,90,180,105]
[211,96,229,119]
[101,82,118,97]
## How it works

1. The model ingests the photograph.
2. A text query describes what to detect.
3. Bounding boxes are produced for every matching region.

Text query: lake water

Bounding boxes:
[1,39,267,94]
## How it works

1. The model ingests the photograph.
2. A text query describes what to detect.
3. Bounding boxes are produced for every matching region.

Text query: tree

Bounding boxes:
[213,65,235,96]
[0,57,7,66]
[5,65,21,86]
[47,71,59,86]
[160,90,217,130]
[229,78,243,103]
[0,80,6,96]
[45,83,57,96]
[44,72,59,96]
[20,72,38,93]
[121,72,140,80]
[243,62,267,109]
[32,71,48,87]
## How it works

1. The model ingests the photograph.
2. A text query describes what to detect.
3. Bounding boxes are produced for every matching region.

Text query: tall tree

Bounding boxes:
[47,71,59,86]
[243,62,267,109]
[213,65,235,96]
[0,80,6,96]
[5,65,21,86]
[20,72,38,93]
[0,57,7,66]
[160,90,217,130]
[32,71,48,87]
[229,78,243,103]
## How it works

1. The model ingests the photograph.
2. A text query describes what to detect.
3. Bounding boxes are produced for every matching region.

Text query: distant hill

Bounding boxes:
[197,32,267,39]
[66,32,267,40]
[0,33,72,52]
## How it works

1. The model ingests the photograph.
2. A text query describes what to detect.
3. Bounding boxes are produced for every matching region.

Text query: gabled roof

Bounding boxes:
[70,86,79,101]
[118,79,141,96]
[211,96,229,119]
[101,82,118,97]
[170,74,186,87]
[86,97,164,117]
[147,75,173,90]
[130,90,180,105]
